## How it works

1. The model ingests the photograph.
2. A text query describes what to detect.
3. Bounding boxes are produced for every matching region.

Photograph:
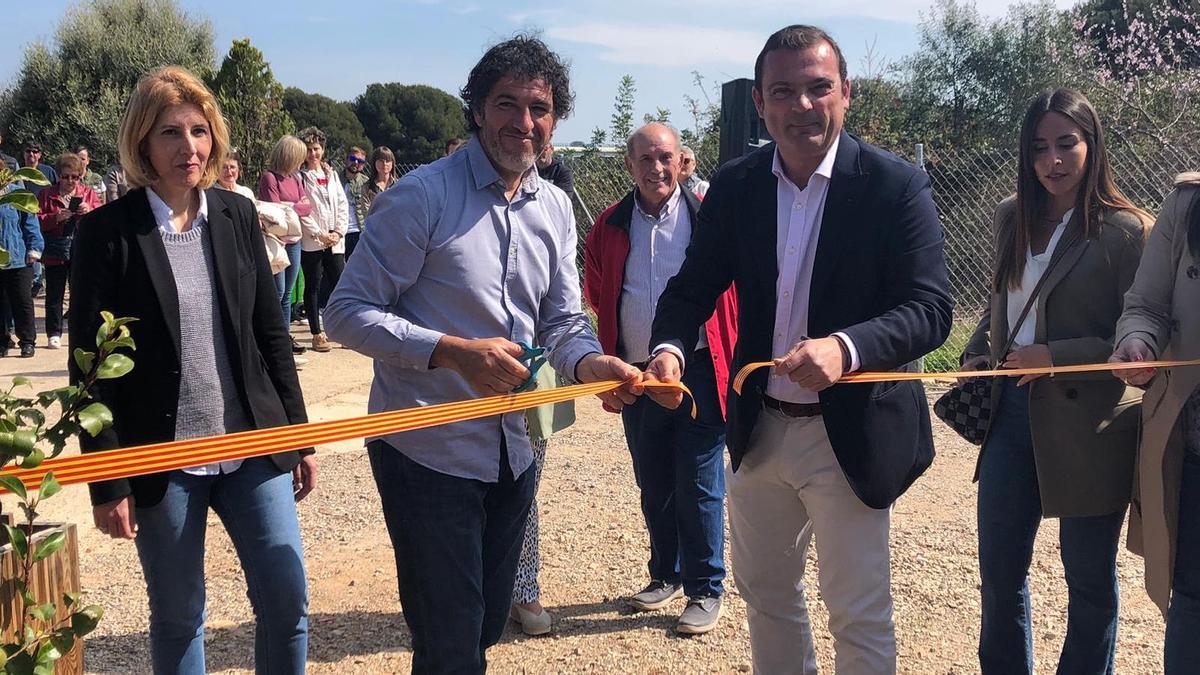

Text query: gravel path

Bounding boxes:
[2,328,1166,673]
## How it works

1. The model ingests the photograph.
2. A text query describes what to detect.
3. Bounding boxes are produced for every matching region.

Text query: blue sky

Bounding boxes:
[4,0,1075,146]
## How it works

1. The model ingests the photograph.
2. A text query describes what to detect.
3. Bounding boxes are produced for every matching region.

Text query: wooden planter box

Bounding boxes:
[0,523,83,674]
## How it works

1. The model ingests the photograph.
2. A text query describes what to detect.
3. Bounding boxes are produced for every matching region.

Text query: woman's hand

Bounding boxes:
[76,201,92,215]
[93,496,137,539]
[956,354,990,386]
[1002,344,1053,387]
[56,209,72,223]
[1110,335,1157,386]
[293,454,317,501]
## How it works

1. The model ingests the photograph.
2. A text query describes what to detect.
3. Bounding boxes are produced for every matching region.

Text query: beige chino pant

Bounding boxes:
[728,407,896,675]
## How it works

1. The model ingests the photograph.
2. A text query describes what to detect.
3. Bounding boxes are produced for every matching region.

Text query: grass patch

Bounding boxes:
[924,320,980,373]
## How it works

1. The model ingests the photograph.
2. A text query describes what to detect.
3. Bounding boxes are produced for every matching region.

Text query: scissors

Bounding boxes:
[511,314,594,393]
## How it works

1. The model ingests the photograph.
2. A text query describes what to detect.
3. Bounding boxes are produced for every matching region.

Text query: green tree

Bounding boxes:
[208,39,293,185]
[1,0,215,166]
[609,75,637,146]
[281,87,370,162]
[353,83,466,165]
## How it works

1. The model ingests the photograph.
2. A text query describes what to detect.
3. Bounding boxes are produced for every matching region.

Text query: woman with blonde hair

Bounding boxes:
[960,88,1151,673]
[70,65,314,674]
[258,135,312,356]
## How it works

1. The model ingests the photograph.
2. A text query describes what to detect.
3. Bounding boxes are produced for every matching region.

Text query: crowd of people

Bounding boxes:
[1,20,1198,675]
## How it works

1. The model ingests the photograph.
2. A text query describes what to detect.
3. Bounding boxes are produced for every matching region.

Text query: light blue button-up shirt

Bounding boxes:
[325,136,602,482]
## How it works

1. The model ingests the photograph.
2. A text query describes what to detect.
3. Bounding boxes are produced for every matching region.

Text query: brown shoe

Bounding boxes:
[311,333,333,352]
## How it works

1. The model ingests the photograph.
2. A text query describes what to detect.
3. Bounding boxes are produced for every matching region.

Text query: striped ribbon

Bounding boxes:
[0,379,694,493]
[6,359,1194,494]
[731,358,1200,394]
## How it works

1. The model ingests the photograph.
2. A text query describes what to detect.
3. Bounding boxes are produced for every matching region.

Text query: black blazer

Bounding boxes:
[650,132,954,509]
[69,187,311,508]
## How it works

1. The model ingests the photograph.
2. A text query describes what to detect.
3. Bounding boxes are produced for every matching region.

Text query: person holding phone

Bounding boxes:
[37,152,100,349]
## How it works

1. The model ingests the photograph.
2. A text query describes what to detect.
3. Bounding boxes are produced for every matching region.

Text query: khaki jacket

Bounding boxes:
[965,197,1146,517]
[1114,174,1200,613]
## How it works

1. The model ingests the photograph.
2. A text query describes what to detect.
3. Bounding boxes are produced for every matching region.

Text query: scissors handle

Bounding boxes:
[513,342,548,393]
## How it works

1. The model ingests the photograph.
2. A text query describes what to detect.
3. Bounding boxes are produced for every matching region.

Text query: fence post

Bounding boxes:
[915,141,927,374]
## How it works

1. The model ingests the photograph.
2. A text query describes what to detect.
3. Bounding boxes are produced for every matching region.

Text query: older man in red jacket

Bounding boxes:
[584,123,737,635]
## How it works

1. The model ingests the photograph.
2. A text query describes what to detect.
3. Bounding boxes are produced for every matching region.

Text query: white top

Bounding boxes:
[1006,208,1072,349]
[146,187,244,476]
[617,185,705,363]
[766,137,861,404]
[216,182,256,203]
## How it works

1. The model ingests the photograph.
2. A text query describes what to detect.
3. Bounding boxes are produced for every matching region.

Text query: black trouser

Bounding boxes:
[299,248,343,334]
[0,266,35,347]
[367,439,534,674]
[44,264,69,338]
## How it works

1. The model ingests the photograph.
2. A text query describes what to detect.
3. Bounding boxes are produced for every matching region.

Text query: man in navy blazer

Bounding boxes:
[645,25,952,674]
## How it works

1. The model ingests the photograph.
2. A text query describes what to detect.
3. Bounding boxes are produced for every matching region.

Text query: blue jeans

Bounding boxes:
[620,349,726,598]
[273,242,302,332]
[368,439,534,674]
[1166,450,1200,673]
[977,379,1125,674]
[133,458,308,675]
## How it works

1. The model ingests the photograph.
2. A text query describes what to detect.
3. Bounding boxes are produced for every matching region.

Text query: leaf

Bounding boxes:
[33,638,60,675]
[10,377,30,388]
[37,473,60,502]
[32,532,65,562]
[61,592,80,607]
[14,409,44,428]
[0,646,7,669]
[25,603,54,622]
[0,249,8,268]
[94,354,134,380]
[0,191,38,215]
[35,386,77,408]
[10,168,49,186]
[76,403,113,437]
[3,525,27,559]
[48,631,74,661]
[69,605,103,636]
[5,650,32,675]
[0,431,35,456]
[19,447,44,470]
[72,349,95,375]
[0,475,28,500]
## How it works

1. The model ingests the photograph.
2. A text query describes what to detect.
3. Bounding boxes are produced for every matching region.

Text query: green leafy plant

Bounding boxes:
[0,311,136,673]
[0,166,50,270]
[0,311,135,673]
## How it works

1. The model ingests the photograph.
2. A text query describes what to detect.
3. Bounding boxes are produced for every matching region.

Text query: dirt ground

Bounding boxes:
[1,322,1167,674]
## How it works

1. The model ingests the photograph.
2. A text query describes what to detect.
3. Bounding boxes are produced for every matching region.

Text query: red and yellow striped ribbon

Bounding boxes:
[732,358,1200,395]
[0,379,695,493]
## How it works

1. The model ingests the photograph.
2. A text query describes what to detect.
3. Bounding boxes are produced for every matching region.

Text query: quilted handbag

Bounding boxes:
[933,378,995,445]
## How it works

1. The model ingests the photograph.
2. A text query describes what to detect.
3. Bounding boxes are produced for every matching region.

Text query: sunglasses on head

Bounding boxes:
[347,156,366,164]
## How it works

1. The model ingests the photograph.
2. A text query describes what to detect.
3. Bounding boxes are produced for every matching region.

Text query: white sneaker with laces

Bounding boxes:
[47,336,62,349]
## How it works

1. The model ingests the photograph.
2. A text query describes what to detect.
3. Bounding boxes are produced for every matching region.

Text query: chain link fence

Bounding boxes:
[400,144,1198,372]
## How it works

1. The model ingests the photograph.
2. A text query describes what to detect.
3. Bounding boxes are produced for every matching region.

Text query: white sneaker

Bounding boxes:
[47,336,61,349]
[293,355,309,367]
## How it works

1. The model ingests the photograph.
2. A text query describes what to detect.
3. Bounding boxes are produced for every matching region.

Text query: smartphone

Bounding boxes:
[68,196,82,212]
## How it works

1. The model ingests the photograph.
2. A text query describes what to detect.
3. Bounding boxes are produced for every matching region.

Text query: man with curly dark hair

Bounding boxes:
[327,34,641,673]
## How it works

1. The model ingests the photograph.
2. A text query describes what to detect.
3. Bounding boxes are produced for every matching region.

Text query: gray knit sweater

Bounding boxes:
[159,224,252,442]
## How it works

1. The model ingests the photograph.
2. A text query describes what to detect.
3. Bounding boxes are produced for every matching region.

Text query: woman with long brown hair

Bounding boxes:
[961,88,1151,673]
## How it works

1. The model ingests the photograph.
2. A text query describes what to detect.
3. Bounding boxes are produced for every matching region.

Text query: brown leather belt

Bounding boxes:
[763,395,823,418]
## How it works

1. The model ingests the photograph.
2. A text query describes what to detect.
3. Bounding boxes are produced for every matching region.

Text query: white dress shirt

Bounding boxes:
[146,187,244,476]
[618,185,705,363]
[1007,208,1071,348]
[766,137,861,404]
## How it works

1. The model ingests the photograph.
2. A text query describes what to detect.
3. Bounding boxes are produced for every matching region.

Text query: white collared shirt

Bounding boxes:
[618,185,706,363]
[766,137,861,404]
[146,187,243,476]
[1007,208,1072,348]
